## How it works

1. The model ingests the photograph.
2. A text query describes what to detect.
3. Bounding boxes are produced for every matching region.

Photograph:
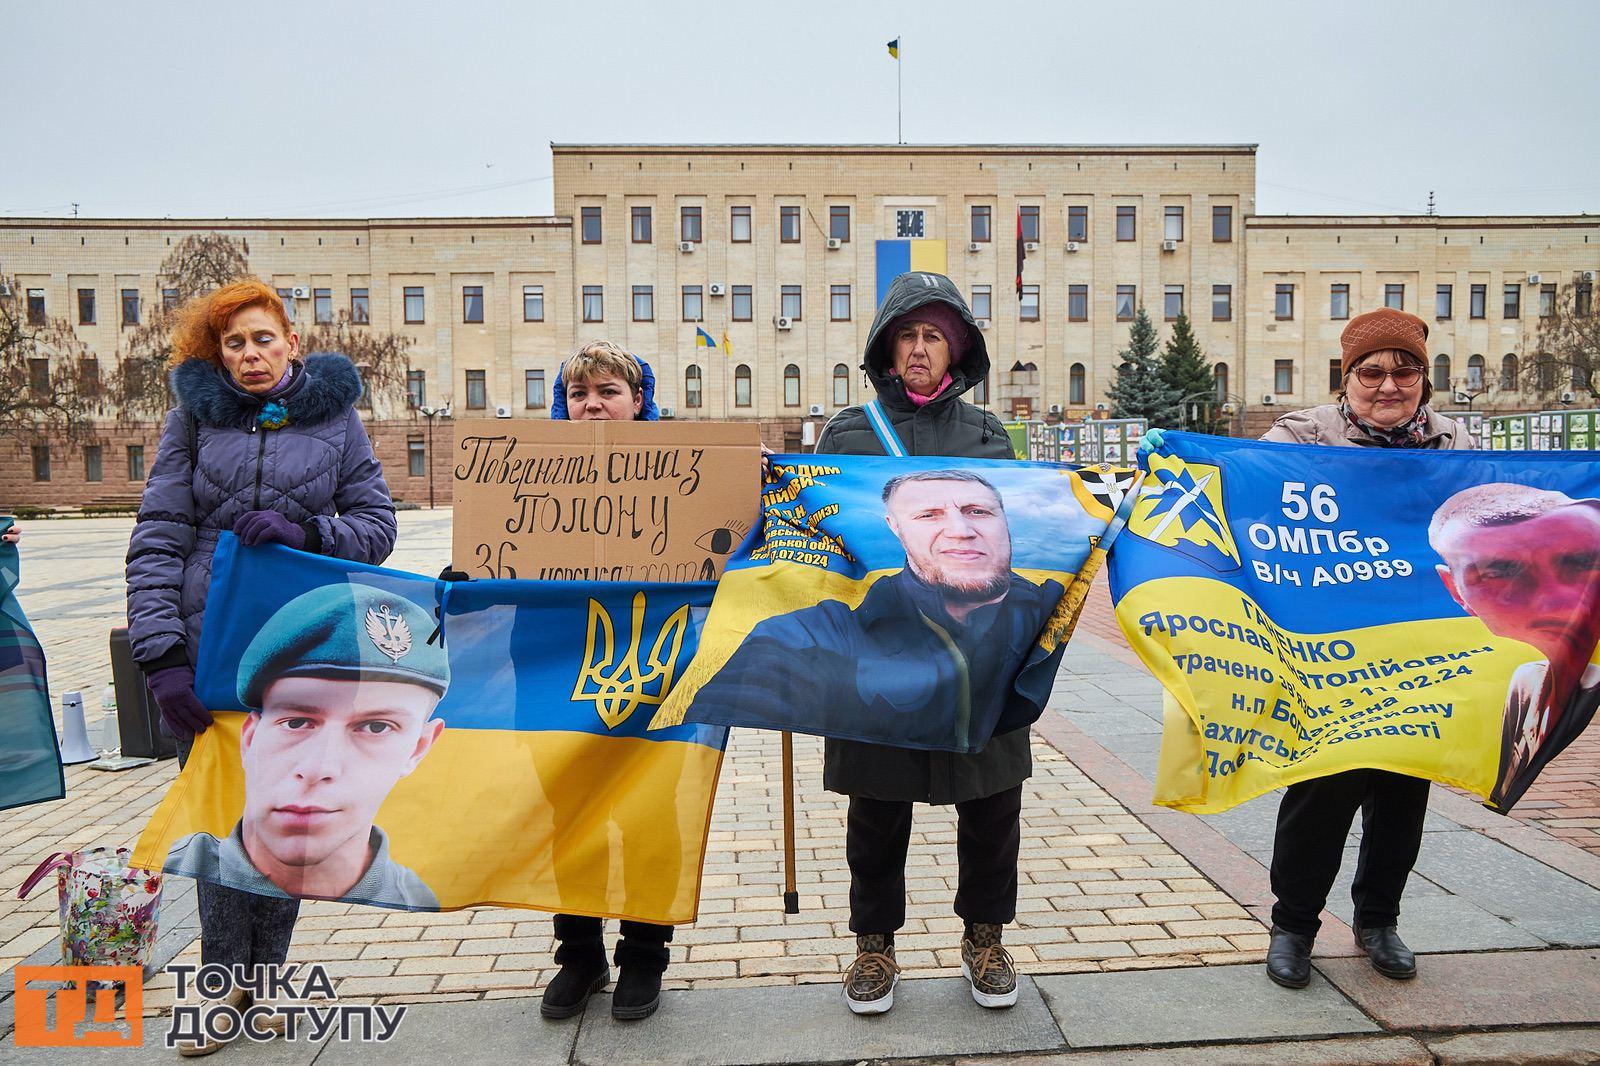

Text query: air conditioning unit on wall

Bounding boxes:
[1066,241,1081,253]
[659,406,676,419]
[1024,241,1040,252]
[1161,240,1177,253]
[290,286,311,299]
[708,283,726,297]
[974,318,991,330]
[678,241,695,253]
[774,316,794,331]
[808,403,825,416]
[494,404,512,418]
[967,242,981,253]
[826,238,842,250]
[1261,393,1277,405]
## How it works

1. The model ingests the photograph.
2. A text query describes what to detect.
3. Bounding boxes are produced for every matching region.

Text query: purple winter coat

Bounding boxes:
[125,353,397,671]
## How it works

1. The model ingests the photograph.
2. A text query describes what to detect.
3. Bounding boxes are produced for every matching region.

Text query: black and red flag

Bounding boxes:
[1015,208,1026,298]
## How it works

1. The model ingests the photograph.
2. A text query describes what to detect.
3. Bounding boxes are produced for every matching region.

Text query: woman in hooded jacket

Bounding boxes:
[125,277,396,1056]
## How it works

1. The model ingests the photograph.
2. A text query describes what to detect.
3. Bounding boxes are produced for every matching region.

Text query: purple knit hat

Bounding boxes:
[886,302,968,363]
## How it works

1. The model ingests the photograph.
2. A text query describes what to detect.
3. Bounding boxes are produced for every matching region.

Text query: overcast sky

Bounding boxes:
[4,0,1596,221]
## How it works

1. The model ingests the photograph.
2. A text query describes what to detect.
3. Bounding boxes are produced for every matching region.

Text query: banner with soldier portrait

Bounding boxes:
[0,516,65,812]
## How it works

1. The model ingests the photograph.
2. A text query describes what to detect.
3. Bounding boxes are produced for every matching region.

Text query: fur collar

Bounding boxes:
[171,353,362,429]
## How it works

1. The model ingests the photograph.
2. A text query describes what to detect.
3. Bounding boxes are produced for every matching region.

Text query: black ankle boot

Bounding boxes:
[612,931,670,1020]
[1265,925,1314,989]
[542,920,608,1020]
[1354,925,1416,980]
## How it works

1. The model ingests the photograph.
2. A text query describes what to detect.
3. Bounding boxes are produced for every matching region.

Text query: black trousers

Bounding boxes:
[552,914,673,974]
[1269,769,1430,937]
[846,784,1023,936]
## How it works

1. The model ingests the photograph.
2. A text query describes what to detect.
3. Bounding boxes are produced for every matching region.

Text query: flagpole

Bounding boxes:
[896,34,903,144]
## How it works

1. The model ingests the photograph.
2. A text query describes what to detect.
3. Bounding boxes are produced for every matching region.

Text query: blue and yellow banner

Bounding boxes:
[1109,432,1600,814]
[0,516,64,812]
[651,455,1137,751]
[133,536,724,922]
[875,240,947,307]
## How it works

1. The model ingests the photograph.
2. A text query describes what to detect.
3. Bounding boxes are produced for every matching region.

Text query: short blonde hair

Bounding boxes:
[564,340,642,393]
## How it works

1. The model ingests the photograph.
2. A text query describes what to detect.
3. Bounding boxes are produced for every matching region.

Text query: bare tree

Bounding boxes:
[0,275,100,446]
[299,312,414,418]
[1525,278,1600,403]
[160,232,252,304]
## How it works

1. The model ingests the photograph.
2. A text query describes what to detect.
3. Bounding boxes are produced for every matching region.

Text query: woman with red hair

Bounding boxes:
[126,277,396,1055]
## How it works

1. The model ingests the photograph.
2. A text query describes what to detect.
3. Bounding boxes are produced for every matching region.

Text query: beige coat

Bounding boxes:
[1261,404,1478,450]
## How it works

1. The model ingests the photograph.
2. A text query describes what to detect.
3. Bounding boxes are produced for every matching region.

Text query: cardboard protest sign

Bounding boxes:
[450,420,762,582]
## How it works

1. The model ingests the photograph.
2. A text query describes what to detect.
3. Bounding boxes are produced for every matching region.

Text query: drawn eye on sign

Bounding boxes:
[694,520,751,557]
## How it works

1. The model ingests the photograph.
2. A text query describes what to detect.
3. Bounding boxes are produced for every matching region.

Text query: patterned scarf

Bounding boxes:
[1340,401,1431,448]
[256,363,297,430]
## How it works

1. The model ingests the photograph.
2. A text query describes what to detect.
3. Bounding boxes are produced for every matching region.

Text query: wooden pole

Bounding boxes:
[781,731,799,913]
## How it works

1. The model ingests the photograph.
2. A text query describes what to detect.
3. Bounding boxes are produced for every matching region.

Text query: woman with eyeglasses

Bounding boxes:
[1257,307,1475,991]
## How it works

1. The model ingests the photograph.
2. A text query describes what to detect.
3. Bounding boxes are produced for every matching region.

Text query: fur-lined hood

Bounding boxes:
[170,353,362,429]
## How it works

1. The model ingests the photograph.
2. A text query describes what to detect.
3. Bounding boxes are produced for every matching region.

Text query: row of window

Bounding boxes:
[418,363,880,413]
[1266,351,1576,395]
[579,203,1237,246]
[1272,281,1592,322]
[31,443,143,483]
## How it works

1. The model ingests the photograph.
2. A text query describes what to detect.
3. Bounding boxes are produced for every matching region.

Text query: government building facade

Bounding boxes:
[3,143,1596,507]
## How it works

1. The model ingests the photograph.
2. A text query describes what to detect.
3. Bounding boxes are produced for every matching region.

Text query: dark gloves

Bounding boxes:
[146,664,213,737]
[234,510,308,551]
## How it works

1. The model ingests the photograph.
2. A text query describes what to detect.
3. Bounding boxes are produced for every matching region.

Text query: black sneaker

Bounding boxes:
[540,959,609,1019]
[611,965,662,1020]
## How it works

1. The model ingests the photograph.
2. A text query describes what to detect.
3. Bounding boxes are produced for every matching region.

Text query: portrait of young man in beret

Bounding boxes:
[165,583,450,908]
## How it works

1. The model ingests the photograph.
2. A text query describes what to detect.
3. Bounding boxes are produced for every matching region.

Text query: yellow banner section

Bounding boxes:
[1118,577,1533,813]
[134,715,721,923]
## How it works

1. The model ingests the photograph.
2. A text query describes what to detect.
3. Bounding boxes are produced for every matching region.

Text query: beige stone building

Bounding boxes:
[2,143,1596,506]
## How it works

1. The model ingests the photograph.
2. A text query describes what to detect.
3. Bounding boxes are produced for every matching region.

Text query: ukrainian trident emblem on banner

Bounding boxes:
[573,593,691,729]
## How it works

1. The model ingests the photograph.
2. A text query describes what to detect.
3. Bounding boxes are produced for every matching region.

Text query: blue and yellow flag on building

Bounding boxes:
[1110,432,1600,815]
[695,326,719,352]
[0,516,64,813]
[134,536,724,922]
[887,37,899,59]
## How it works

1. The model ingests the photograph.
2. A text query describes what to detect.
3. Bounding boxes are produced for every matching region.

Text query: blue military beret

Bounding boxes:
[237,583,451,709]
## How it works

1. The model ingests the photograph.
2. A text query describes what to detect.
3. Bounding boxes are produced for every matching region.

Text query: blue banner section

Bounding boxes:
[198,535,724,747]
[0,515,65,812]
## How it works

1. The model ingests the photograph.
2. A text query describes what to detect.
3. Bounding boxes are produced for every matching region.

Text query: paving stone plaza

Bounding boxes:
[2,512,1598,1063]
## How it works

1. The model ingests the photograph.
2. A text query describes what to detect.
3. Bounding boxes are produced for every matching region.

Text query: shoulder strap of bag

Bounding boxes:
[863,399,908,458]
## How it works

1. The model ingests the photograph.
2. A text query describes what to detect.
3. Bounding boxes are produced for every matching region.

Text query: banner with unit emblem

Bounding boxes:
[0,516,65,812]
[132,535,723,922]
[1109,431,1600,815]
[650,454,1135,752]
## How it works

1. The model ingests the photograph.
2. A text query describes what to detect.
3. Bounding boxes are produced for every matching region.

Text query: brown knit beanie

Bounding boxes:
[886,302,968,364]
[1340,307,1429,375]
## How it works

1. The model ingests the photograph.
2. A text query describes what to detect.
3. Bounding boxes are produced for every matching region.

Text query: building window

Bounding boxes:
[970,205,991,242]
[631,286,654,321]
[831,285,851,321]
[1274,359,1294,394]
[1068,285,1088,322]
[1504,283,1520,319]
[730,205,751,242]
[1577,281,1593,317]
[127,445,145,482]
[1164,285,1184,321]
[1163,206,1184,242]
[779,205,801,243]
[277,287,297,319]
[1330,283,1350,320]
[685,365,703,408]
[465,370,487,409]
[407,369,425,409]
[1069,363,1086,405]
[783,364,801,406]
[79,357,100,398]
[971,285,992,321]
[1068,205,1088,242]
[351,288,370,324]
[680,205,702,243]
[525,369,546,409]
[1212,205,1232,242]
[1213,362,1229,400]
[1116,206,1136,241]
[896,209,926,238]
[832,363,850,406]
[732,285,753,321]
[1328,359,1343,393]
[1467,354,1485,391]
[1470,284,1487,319]
[1385,283,1405,311]
[682,285,704,322]
[459,286,483,323]
[829,205,850,242]
[1275,283,1295,321]
[1116,285,1136,322]
[121,288,140,326]
[734,364,752,407]
[1436,284,1453,320]
[582,285,604,322]
[581,206,602,243]
[1212,284,1232,322]
[1019,285,1040,321]
[77,288,96,324]
[780,285,802,321]
[403,286,425,323]
[408,438,426,478]
[162,288,180,314]
[522,285,544,322]
[84,445,103,483]
[1536,353,1556,390]
[1018,205,1040,243]
[630,205,652,243]
[1540,283,1557,318]
[1500,353,1519,390]
[28,358,49,396]
[25,289,45,325]
[971,374,989,404]
[31,445,49,482]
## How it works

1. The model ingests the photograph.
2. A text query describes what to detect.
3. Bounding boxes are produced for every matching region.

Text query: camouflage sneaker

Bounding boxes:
[960,924,1018,1009]
[843,934,900,1015]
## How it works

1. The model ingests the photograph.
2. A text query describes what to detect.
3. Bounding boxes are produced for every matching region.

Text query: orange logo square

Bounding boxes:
[13,965,143,1048]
